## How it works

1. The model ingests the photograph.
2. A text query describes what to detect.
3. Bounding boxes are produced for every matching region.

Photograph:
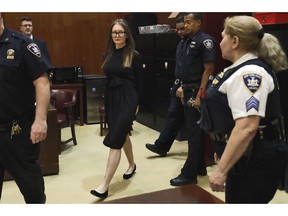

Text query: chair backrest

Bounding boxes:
[50,89,77,114]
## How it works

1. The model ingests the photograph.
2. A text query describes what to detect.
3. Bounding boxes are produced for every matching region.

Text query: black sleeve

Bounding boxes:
[40,41,52,64]
[133,51,143,104]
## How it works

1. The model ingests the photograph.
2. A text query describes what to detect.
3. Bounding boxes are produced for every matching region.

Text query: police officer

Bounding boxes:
[169,12,217,186]
[0,14,51,203]
[200,15,288,203]
[145,16,189,157]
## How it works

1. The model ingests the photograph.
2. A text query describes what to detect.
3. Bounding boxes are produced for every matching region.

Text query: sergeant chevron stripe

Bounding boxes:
[246,96,259,112]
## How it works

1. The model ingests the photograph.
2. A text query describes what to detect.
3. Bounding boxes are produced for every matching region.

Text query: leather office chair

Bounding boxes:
[50,89,78,154]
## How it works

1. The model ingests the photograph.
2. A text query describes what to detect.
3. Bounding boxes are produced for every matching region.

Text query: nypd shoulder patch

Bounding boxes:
[27,43,41,58]
[203,39,213,50]
[243,73,262,94]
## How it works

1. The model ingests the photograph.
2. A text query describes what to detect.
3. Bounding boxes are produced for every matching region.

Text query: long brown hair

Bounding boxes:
[102,18,135,68]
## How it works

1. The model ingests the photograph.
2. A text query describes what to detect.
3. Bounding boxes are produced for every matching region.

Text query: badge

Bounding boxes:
[203,39,213,50]
[7,49,15,59]
[243,73,262,94]
[212,78,219,85]
[189,41,196,48]
[27,43,41,58]
[218,71,224,78]
[212,71,223,85]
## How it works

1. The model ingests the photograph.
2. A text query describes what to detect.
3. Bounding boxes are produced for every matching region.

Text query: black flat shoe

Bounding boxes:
[90,189,108,198]
[123,164,136,179]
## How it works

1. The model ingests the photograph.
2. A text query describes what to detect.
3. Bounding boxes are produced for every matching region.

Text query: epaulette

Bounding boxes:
[10,29,33,43]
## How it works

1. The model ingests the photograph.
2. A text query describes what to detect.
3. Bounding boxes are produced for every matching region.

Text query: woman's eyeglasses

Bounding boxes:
[111,31,126,37]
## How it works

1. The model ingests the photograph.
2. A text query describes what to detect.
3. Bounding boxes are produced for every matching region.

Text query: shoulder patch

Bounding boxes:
[27,43,42,58]
[243,73,262,94]
[203,39,213,50]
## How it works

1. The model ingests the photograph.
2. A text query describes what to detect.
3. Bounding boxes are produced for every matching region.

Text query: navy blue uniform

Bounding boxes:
[33,37,51,64]
[201,58,287,203]
[153,37,188,152]
[0,28,51,203]
[179,30,216,179]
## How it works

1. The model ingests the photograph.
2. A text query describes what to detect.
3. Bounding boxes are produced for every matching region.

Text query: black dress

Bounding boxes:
[102,47,142,149]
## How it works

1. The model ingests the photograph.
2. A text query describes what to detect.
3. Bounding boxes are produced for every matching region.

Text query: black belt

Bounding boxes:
[209,126,280,143]
[181,82,200,90]
[255,125,279,141]
[209,133,229,142]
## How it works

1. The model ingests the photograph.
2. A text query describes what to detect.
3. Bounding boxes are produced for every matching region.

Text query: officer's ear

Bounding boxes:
[231,35,240,50]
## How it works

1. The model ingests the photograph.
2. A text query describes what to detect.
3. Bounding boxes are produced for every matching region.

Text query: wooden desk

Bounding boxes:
[4,107,59,181]
[103,184,224,204]
[51,83,85,126]
[39,106,59,175]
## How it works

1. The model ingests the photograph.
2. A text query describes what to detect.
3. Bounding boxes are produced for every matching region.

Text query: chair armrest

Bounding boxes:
[63,101,76,108]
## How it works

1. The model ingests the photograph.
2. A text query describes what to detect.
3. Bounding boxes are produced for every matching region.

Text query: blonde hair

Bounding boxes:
[224,15,288,72]
[102,19,135,68]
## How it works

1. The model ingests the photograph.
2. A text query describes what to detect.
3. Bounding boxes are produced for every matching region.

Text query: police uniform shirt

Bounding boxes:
[179,30,217,83]
[218,53,274,120]
[175,36,189,79]
[0,28,51,122]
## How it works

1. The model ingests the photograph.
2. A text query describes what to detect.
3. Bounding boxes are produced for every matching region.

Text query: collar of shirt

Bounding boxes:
[223,52,258,72]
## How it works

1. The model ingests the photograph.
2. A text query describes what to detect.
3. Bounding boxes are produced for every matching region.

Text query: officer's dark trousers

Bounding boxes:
[155,86,185,152]
[181,104,206,179]
[225,138,288,203]
[0,119,45,203]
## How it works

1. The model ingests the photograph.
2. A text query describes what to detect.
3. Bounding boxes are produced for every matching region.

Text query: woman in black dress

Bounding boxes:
[90,19,142,198]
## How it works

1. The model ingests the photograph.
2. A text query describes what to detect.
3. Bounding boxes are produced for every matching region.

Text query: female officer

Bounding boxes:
[200,15,288,203]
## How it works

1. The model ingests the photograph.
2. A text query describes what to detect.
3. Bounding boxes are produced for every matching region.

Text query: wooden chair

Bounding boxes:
[99,104,108,136]
[50,89,78,154]
[98,104,133,137]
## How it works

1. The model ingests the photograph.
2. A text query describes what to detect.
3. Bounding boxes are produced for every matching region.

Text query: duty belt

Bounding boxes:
[209,123,281,143]
[209,133,229,142]
[181,82,200,90]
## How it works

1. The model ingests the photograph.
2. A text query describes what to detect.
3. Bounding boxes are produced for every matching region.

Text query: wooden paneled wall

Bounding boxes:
[1,12,248,76]
[1,12,171,75]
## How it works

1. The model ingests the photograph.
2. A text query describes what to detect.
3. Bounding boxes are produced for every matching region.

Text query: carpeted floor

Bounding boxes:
[1,121,287,204]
